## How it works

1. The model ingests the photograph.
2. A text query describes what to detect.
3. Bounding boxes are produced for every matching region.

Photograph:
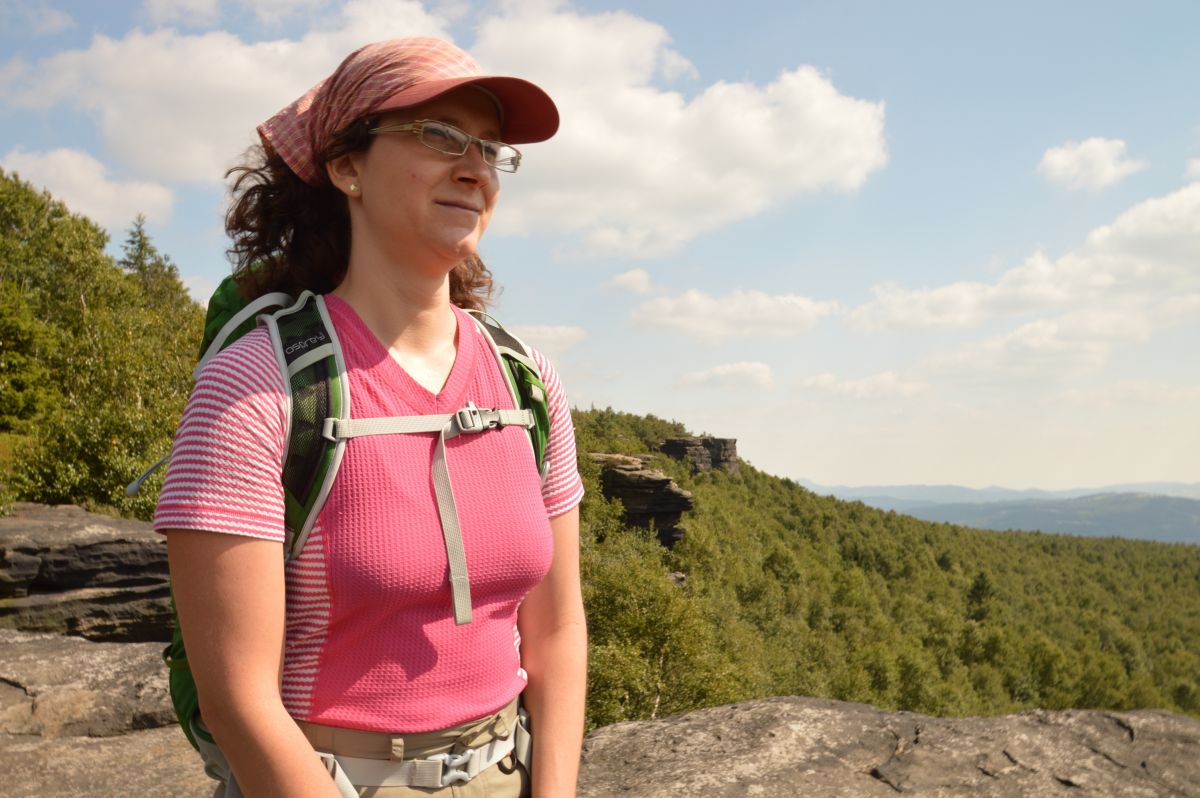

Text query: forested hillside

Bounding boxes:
[574,409,1200,729]
[3,168,1196,735]
[0,169,203,517]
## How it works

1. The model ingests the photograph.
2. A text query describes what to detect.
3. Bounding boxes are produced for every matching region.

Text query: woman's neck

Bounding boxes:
[332,260,457,356]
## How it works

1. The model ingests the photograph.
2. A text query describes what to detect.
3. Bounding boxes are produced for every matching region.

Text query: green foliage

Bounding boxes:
[0,279,52,431]
[572,409,1200,727]
[573,406,689,456]
[2,170,204,518]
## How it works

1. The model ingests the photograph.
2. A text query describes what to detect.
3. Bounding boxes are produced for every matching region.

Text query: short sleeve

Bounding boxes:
[153,329,289,541]
[530,348,585,518]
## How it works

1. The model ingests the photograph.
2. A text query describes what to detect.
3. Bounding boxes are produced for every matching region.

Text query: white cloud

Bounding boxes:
[680,362,775,390]
[800,371,926,399]
[8,3,884,256]
[924,308,1153,382]
[142,0,221,27]
[1037,137,1147,190]
[184,273,218,306]
[0,1,74,34]
[1062,380,1200,407]
[34,3,72,33]
[474,5,887,257]
[142,0,329,26]
[1,147,175,228]
[632,288,841,341]
[607,268,652,294]
[9,2,449,184]
[1187,158,1200,180]
[851,182,1200,332]
[236,0,330,25]
[507,324,588,358]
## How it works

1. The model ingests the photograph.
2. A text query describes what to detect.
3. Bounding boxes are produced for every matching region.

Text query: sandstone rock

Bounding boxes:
[575,696,1200,797]
[0,726,212,798]
[0,503,172,641]
[589,453,694,546]
[660,436,739,474]
[0,630,174,738]
[3,685,1198,796]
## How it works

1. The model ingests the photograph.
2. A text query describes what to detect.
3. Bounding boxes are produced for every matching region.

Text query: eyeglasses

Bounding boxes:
[368,119,523,173]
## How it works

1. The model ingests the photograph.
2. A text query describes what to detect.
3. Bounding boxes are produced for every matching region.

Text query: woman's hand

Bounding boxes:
[167,529,342,798]
[517,506,588,797]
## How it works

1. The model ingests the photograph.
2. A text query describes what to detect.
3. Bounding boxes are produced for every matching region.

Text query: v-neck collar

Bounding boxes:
[324,295,478,414]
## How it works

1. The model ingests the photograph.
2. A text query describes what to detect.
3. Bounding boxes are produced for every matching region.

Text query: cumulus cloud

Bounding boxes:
[679,362,775,390]
[1037,137,1147,190]
[0,1,73,34]
[1,147,174,227]
[236,0,329,25]
[1187,159,1200,180]
[507,324,588,358]
[184,273,219,307]
[7,3,884,256]
[632,289,841,341]
[800,371,926,399]
[925,308,1154,382]
[1062,380,1200,407]
[473,5,887,257]
[143,0,330,26]
[607,268,653,294]
[8,1,448,184]
[142,0,221,27]
[851,182,1200,332]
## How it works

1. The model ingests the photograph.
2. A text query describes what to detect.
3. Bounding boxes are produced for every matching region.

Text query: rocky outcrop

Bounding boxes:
[578,696,1200,797]
[659,436,739,474]
[3,504,1200,797]
[0,630,174,737]
[0,629,212,798]
[589,454,693,546]
[4,652,1197,798]
[0,503,171,642]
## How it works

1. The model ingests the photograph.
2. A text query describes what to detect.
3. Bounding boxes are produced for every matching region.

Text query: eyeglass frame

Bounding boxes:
[366,119,523,173]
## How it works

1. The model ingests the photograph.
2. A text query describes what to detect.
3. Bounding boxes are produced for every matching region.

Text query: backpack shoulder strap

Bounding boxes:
[260,291,350,560]
[465,310,551,481]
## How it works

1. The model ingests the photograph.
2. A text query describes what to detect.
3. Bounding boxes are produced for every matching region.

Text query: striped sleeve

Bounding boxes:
[153,329,289,542]
[530,348,585,518]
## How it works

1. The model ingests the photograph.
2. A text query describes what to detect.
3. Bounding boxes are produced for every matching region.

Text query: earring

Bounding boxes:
[349,183,359,193]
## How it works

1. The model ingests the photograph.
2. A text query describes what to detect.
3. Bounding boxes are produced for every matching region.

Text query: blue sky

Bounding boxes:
[2,0,1198,490]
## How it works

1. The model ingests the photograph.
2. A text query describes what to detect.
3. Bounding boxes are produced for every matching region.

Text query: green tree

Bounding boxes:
[0,279,51,431]
[120,214,194,312]
[2,171,204,518]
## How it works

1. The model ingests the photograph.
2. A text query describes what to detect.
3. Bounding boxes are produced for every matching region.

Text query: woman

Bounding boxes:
[155,38,586,798]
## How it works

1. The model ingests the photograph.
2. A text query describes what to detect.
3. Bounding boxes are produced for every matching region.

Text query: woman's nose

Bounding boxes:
[454,144,493,184]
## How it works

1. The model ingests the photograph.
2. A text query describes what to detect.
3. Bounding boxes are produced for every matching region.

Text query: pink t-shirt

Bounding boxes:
[155,297,584,732]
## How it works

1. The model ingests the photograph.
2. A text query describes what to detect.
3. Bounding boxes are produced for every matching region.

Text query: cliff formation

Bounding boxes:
[586,434,737,546]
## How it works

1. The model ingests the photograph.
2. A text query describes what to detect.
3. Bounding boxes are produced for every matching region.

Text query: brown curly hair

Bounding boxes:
[225,117,494,310]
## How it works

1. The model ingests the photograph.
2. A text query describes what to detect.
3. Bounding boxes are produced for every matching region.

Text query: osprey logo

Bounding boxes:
[285,332,328,355]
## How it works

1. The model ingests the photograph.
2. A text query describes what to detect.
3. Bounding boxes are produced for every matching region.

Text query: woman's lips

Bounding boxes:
[436,199,480,213]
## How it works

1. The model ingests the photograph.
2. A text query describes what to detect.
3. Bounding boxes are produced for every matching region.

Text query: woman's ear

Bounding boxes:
[326,153,362,198]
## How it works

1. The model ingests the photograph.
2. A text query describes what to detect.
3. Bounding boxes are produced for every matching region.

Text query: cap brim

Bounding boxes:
[372,75,559,144]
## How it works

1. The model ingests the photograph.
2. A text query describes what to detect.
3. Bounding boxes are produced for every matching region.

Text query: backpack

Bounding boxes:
[130,275,552,754]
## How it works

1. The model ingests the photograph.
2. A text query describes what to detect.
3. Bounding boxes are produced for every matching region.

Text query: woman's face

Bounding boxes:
[341,86,503,272]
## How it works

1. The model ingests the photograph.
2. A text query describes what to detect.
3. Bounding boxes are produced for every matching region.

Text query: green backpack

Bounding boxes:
[131,275,551,754]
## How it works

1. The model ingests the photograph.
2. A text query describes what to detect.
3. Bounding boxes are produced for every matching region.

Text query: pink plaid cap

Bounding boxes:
[258,37,559,186]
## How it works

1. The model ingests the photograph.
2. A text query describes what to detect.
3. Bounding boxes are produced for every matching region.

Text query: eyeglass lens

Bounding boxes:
[420,122,518,170]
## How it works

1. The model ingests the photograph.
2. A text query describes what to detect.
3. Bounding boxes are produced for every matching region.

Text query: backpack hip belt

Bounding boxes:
[317,707,532,790]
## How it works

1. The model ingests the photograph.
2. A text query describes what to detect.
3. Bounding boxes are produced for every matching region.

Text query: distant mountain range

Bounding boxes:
[800,481,1200,545]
